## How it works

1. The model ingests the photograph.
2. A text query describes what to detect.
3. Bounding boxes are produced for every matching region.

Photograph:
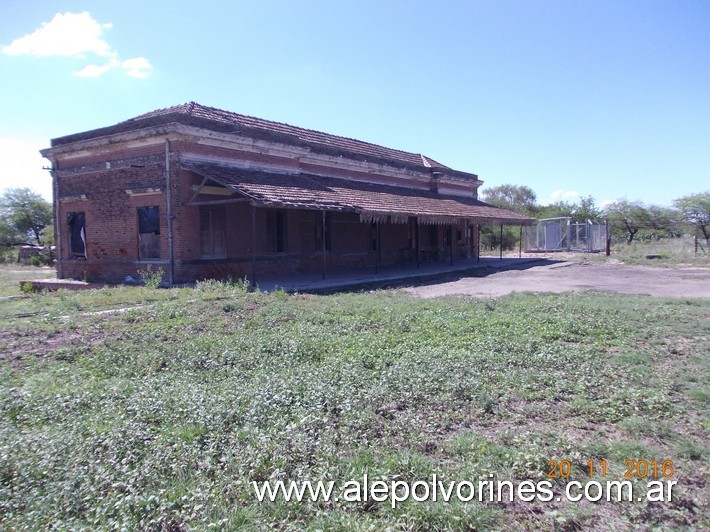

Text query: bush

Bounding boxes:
[20,281,34,294]
[194,277,251,294]
[0,247,17,264]
[138,265,165,289]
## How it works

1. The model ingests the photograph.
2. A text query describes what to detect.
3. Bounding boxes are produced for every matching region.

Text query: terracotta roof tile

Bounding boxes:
[186,163,533,225]
[128,102,453,171]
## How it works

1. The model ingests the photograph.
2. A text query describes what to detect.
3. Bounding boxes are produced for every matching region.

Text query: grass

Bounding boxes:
[0,264,56,297]
[607,236,709,267]
[496,235,710,269]
[0,265,708,529]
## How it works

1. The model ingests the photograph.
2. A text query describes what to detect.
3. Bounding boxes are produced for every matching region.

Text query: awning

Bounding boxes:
[184,162,534,225]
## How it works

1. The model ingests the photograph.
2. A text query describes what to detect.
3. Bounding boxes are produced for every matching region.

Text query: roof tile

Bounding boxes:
[129,102,452,171]
[186,163,532,225]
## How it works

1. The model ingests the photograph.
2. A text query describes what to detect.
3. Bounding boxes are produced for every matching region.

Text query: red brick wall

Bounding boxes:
[56,149,174,282]
[54,142,475,283]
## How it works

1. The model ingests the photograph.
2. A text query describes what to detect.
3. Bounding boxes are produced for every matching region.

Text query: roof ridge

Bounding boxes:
[193,102,434,157]
[128,102,451,170]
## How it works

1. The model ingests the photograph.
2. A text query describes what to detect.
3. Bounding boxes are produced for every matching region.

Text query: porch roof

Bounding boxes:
[184,163,533,225]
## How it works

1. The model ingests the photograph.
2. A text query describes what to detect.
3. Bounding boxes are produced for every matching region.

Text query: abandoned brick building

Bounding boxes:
[41,102,532,284]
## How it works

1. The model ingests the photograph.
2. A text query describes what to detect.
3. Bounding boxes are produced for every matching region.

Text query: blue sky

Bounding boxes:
[1,0,708,207]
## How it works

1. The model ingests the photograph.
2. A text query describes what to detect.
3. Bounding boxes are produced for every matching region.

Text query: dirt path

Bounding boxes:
[406,262,710,299]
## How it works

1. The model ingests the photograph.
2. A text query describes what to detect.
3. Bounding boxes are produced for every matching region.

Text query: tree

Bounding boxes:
[674,192,710,244]
[536,201,574,220]
[0,188,53,246]
[645,204,681,239]
[604,199,650,244]
[572,196,601,222]
[481,184,538,215]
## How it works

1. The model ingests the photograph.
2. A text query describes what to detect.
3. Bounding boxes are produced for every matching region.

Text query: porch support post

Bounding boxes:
[415,217,420,270]
[321,210,326,280]
[376,221,380,273]
[477,224,481,263]
[251,203,257,285]
[449,224,454,266]
[519,225,523,258]
[469,221,475,258]
[499,224,504,260]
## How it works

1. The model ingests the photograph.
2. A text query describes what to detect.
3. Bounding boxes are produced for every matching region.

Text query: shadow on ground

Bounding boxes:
[300,259,565,294]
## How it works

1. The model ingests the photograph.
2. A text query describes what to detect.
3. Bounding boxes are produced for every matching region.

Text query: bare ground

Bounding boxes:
[406,262,710,299]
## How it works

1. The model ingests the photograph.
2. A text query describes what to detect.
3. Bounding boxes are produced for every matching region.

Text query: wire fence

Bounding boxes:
[523,218,606,252]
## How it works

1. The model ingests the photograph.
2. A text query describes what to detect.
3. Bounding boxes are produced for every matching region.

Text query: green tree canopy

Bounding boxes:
[0,188,53,246]
[603,199,651,244]
[572,196,602,222]
[0,217,24,247]
[644,204,682,239]
[481,184,537,215]
[535,201,575,220]
[674,191,710,242]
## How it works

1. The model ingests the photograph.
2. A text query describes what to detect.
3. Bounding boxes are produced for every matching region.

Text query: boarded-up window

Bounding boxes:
[267,210,286,253]
[67,212,86,259]
[138,206,161,260]
[314,211,331,252]
[200,206,226,258]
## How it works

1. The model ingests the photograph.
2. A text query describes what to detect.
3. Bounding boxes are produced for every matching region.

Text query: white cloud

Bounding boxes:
[550,189,580,201]
[121,57,152,78]
[3,12,152,79]
[3,12,115,58]
[74,60,119,78]
[0,138,52,201]
[601,198,618,208]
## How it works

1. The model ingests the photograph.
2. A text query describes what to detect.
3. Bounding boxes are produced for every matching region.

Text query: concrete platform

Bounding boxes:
[18,257,550,294]
[251,257,548,293]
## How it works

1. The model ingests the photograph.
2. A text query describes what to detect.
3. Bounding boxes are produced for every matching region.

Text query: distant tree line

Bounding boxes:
[480,185,710,250]
[0,187,53,262]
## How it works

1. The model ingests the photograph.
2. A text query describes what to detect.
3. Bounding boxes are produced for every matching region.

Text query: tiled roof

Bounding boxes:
[126,102,453,172]
[185,163,533,225]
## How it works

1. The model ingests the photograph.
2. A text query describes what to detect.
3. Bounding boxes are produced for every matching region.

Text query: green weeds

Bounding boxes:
[138,264,165,289]
[0,281,707,529]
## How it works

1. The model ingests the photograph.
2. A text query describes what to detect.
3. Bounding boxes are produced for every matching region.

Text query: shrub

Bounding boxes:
[20,281,34,294]
[0,247,17,264]
[194,277,251,294]
[138,265,165,289]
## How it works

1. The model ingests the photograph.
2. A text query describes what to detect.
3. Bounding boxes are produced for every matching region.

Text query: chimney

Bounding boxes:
[430,171,443,193]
